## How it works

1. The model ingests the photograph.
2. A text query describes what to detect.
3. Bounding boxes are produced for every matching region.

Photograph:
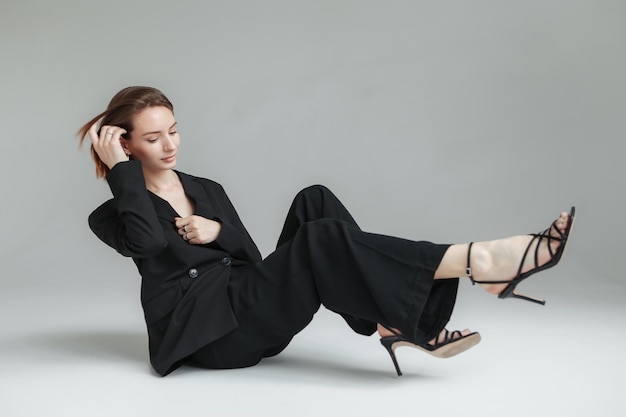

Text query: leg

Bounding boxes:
[192,262,321,369]
[193,214,477,373]
[434,210,574,303]
[277,184,360,247]
[277,218,457,343]
[193,188,371,370]
[277,185,378,335]
[280,186,471,343]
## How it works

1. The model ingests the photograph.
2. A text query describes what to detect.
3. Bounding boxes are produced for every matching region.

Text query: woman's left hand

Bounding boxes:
[175,216,222,245]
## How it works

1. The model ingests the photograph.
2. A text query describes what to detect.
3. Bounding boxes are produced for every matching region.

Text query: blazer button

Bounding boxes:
[221,257,232,267]
[188,268,198,278]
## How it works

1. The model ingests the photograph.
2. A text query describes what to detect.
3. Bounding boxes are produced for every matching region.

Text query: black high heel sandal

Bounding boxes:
[466,207,575,305]
[380,327,481,376]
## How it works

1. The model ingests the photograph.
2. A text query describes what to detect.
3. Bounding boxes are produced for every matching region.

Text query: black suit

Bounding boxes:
[89,161,457,376]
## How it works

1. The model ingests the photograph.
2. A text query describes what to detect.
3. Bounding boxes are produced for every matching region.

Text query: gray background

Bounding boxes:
[1,1,625,416]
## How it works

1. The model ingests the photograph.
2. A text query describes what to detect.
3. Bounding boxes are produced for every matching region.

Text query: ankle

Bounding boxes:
[467,243,497,292]
[377,324,398,338]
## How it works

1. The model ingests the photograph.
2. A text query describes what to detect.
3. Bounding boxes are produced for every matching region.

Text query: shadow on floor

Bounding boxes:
[13,330,148,364]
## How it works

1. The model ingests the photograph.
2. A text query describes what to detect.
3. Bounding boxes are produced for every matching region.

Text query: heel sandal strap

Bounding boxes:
[466,242,475,284]
[465,241,512,285]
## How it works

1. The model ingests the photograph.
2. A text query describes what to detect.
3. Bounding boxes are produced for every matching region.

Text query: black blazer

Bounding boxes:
[89,161,262,376]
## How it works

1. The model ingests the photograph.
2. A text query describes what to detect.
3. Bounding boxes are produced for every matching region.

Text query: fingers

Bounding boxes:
[175,217,189,234]
[180,227,196,244]
[101,126,127,145]
[89,122,127,145]
[175,216,214,245]
[182,231,194,242]
[89,123,129,169]
[174,216,220,245]
[176,216,193,241]
[179,224,190,236]
[87,120,101,144]
[174,217,186,229]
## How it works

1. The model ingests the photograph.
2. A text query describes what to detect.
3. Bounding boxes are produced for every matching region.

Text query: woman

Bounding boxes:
[78,86,574,377]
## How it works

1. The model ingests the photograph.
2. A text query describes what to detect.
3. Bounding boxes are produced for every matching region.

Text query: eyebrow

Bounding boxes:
[141,121,178,137]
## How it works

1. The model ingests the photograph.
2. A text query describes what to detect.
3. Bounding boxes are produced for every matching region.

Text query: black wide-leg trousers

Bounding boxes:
[191,185,458,369]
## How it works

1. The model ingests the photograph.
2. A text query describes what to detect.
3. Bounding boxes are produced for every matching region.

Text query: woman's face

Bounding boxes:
[123,106,179,172]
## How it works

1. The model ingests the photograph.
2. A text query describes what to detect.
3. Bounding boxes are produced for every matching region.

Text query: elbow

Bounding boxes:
[126,237,168,257]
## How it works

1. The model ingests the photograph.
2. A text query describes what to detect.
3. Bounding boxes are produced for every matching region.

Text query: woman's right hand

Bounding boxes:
[88,121,129,169]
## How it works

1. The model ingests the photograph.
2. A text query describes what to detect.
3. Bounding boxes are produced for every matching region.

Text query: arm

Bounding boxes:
[89,161,167,257]
[175,180,262,262]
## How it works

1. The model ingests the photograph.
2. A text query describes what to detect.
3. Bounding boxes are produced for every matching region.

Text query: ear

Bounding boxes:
[120,138,132,156]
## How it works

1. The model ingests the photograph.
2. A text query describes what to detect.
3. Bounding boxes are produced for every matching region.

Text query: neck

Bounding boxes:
[143,168,178,194]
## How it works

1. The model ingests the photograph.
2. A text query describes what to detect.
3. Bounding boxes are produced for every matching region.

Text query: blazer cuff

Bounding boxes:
[106,160,144,196]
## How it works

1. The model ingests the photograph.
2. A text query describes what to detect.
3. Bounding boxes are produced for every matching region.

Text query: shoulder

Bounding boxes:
[176,171,226,192]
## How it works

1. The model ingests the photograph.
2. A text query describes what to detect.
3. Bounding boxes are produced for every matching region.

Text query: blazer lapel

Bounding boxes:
[176,172,217,219]
[147,171,217,222]
[149,192,179,223]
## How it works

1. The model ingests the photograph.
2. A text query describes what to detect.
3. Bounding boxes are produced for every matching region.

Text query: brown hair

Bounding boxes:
[77,86,174,178]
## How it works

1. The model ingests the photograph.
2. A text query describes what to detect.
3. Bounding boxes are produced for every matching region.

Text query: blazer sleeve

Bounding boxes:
[88,161,167,258]
[210,182,262,262]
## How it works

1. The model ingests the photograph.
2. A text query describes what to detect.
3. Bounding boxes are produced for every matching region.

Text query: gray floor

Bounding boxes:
[2,260,624,417]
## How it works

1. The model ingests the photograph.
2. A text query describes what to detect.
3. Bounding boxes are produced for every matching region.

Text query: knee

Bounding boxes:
[291,184,335,205]
[297,184,332,198]
[300,218,346,236]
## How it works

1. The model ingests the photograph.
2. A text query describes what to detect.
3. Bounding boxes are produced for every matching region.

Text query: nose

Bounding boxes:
[163,135,176,151]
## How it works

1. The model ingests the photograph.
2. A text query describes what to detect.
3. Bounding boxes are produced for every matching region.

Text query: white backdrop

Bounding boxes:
[1,1,624,287]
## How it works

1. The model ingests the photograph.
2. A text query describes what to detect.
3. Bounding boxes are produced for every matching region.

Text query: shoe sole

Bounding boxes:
[391,332,482,359]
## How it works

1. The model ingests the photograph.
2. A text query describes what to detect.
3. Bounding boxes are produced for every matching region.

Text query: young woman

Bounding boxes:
[78,86,574,377]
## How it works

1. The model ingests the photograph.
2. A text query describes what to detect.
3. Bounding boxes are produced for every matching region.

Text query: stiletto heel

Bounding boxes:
[380,337,404,376]
[379,326,481,376]
[466,207,575,305]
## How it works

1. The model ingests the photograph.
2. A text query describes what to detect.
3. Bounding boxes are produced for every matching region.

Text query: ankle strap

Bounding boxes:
[466,242,474,280]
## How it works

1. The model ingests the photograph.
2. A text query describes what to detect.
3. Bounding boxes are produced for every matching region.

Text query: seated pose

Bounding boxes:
[78,86,574,377]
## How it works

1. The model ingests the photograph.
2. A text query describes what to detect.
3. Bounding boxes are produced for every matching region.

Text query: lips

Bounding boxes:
[162,154,176,162]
